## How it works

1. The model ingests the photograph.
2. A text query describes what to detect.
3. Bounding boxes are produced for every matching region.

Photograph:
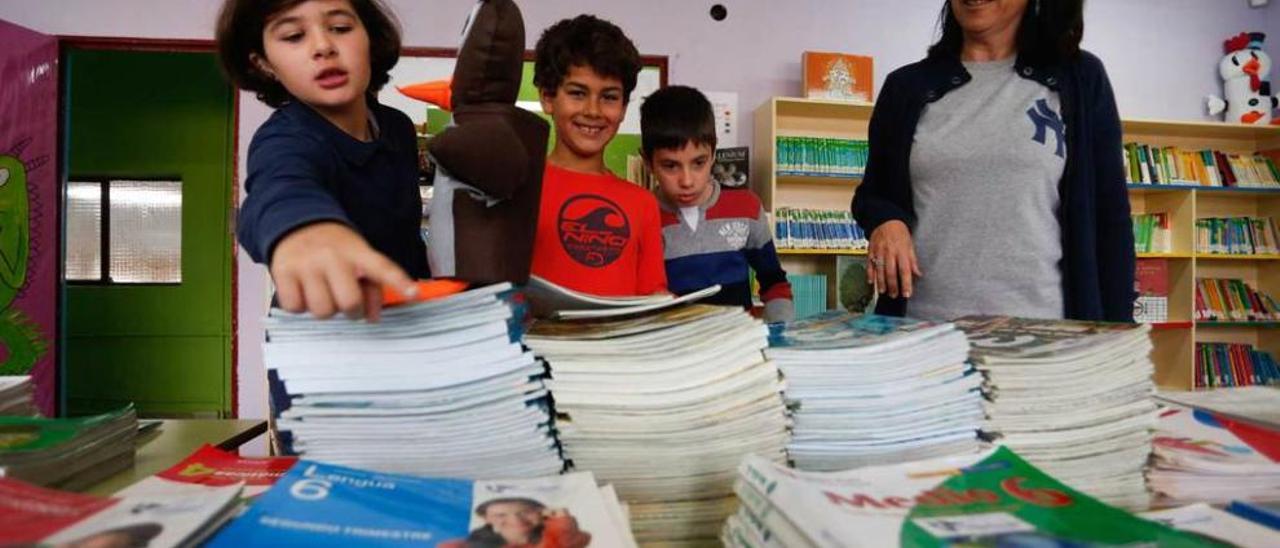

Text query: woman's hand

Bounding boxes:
[270,222,418,321]
[866,220,922,299]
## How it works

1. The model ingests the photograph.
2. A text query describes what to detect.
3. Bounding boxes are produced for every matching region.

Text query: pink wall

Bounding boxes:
[3,0,1277,423]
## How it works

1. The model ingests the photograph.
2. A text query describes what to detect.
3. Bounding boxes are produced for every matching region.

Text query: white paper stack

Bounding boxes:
[766,312,983,471]
[955,316,1157,510]
[1149,406,1280,506]
[0,375,35,415]
[265,283,562,479]
[525,304,788,545]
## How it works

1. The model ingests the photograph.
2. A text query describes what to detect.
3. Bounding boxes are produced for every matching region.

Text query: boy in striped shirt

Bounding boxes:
[641,86,794,322]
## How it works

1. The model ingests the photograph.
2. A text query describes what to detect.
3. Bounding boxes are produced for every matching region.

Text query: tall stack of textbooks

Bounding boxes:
[766,313,983,471]
[776,137,868,177]
[955,317,1157,509]
[0,406,137,490]
[1195,343,1280,387]
[1149,407,1280,506]
[524,305,788,545]
[208,461,637,547]
[1196,216,1279,255]
[773,207,867,250]
[1132,212,1171,253]
[1196,278,1280,321]
[264,284,563,479]
[726,447,1207,548]
[1123,142,1280,188]
[0,375,35,415]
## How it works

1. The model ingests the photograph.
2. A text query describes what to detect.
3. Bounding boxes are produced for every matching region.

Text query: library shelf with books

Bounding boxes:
[754,97,873,309]
[1122,117,1280,390]
[755,96,1280,388]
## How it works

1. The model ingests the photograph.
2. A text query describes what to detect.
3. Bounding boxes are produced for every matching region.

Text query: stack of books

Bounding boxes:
[0,375,35,415]
[207,461,638,547]
[956,316,1157,509]
[726,447,1206,547]
[264,283,563,479]
[1149,407,1280,506]
[525,304,788,545]
[0,406,136,490]
[766,313,983,471]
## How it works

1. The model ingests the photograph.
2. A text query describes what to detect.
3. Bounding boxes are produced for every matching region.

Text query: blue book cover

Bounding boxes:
[206,461,473,546]
[207,463,627,547]
[768,311,953,350]
[1227,500,1280,530]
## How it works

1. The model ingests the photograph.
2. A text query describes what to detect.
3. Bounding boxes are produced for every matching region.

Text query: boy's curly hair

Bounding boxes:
[533,14,641,102]
[216,0,402,107]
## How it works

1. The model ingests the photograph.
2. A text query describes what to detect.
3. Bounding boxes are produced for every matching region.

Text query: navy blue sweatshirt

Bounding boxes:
[237,99,429,279]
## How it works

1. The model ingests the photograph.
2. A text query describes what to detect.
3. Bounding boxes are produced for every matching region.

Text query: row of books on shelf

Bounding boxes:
[775,136,867,176]
[1196,216,1280,255]
[1123,142,1280,188]
[773,207,867,250]
[1195,342,1280,388]
[1132,212,1172,253]
[1196,278,1280,322]
[787,274,828,320]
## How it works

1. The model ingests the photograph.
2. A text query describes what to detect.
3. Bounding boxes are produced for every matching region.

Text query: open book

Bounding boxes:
[525,274,721,320]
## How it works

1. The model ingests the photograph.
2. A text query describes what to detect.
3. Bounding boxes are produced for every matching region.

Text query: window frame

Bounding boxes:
[65,176,184,286]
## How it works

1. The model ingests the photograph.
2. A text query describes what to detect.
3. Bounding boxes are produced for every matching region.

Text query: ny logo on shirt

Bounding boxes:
[1026,98,1065,159]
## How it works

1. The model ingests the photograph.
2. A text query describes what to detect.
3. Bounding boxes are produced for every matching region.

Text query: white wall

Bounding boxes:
[4,0,1278,424]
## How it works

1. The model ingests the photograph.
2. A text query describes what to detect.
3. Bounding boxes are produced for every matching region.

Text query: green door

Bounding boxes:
[63,49,235,417]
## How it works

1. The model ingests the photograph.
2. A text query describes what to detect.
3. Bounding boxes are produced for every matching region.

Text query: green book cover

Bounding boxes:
[0,405,133,455]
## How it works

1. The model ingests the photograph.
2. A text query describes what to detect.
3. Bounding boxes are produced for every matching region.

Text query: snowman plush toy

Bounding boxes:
[1208,32,1279,125]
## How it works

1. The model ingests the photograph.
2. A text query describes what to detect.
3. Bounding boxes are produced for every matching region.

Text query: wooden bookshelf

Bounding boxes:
[755,98,874,309]
[754,97,1280,388]
[1122,118,1280,390]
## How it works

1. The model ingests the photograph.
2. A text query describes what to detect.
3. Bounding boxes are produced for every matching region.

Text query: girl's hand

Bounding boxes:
[270,222,417,321]
[866,220,923,299]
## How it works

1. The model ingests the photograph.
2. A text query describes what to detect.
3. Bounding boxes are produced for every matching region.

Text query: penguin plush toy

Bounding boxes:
[402,0,549,285]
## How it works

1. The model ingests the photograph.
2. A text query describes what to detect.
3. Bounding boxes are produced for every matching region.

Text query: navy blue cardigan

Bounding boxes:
[851,50,1136,322]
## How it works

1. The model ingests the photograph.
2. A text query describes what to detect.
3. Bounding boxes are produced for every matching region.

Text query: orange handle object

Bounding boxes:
[381,279,469,307]
[397,79,453,111]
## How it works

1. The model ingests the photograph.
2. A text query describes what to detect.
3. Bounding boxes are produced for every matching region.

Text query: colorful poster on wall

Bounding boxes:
[0,21,59,416]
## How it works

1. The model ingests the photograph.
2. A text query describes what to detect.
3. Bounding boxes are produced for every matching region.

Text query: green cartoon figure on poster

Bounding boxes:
[0,138,49,376]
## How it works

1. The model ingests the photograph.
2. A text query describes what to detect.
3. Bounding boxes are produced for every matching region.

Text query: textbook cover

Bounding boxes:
[206,460,632,547]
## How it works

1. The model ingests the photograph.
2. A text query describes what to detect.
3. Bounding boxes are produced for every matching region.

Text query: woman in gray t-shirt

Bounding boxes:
[852,0,1135,322]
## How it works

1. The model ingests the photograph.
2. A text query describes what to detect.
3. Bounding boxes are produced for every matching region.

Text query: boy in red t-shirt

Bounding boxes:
[528,15,666,296]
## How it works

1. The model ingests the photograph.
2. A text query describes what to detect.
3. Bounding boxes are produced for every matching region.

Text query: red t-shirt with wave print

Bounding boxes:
[530,164,666,296]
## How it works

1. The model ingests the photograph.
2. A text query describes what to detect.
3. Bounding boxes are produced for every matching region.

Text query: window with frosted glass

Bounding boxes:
[64,182,103,281]
[108,180,182,283]
[64,179,182,284]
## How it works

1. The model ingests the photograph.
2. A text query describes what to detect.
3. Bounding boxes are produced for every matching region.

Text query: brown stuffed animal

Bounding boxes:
[402,0,548,285]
